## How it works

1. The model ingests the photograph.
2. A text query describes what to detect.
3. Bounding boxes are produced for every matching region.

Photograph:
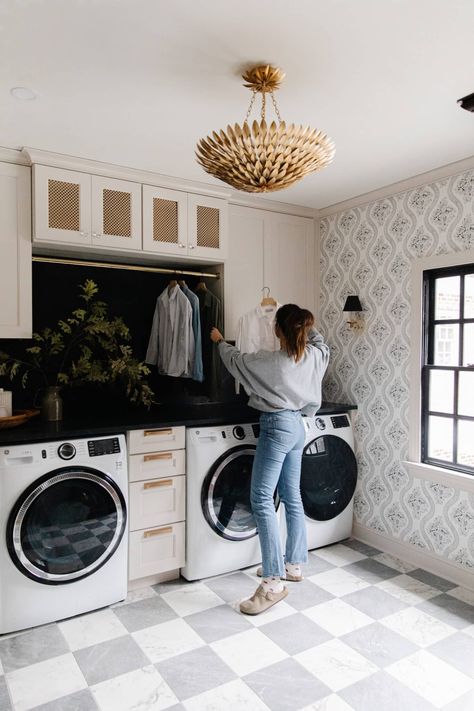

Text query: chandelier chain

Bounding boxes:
[270,92,282,123]
[261,91,266,121]
[245,91,257,122]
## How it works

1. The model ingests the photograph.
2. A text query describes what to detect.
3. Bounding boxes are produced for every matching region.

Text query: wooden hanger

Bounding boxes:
[196,278,207,291]
[261,286,277,307]
[178,279,186,287]
[168,278,178,294]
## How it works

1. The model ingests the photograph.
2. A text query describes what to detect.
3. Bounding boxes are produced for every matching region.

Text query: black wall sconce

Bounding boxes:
[457,92,474,113]
[343,295,363,330]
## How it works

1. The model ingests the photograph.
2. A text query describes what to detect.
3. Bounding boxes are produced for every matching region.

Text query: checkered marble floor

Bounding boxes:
[1,539,474,711]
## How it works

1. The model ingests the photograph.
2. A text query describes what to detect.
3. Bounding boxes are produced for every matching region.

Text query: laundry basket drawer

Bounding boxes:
[127,426,185,454]
[129,475,185,530]
[129,450,185,482]
[128,522,185,580]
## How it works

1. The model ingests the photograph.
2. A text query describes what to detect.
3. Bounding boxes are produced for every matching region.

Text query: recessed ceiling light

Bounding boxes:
[10,86,37,101]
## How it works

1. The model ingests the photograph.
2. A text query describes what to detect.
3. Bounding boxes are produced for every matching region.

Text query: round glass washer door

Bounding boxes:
[7,466,127,585]
[301,435,357,521]
[201,445,279,541]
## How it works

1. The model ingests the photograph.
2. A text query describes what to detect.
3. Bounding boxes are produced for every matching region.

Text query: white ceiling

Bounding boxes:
[1,0,473,209]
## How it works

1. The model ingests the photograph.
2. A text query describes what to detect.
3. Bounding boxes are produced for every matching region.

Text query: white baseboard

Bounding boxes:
[352,522,474,591]
[127,569,180,591]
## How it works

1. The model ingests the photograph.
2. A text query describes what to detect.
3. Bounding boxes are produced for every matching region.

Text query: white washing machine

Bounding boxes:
[0,435,128,634]
[183,422,276,581]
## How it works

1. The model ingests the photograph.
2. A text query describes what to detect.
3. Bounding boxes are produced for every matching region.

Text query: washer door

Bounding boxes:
[301,435,357,521]
[201,446,257,541]
[7,466,127,585]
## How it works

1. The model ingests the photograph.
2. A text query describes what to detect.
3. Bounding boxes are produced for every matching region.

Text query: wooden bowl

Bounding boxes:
[0,409,40,429]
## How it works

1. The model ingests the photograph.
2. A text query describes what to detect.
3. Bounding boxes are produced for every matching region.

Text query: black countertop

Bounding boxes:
[0,401,356,446]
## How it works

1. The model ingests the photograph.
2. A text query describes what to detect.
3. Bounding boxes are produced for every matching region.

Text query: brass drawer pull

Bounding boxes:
[144,526,173,538]
[143,479,173,489]
[144,428,173,437]
[143,452,173,462]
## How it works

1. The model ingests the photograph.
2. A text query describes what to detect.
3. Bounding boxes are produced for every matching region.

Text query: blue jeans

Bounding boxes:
[251,410,308,578]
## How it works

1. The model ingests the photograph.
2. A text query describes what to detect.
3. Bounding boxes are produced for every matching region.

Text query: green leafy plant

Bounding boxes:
[0,280,155,408]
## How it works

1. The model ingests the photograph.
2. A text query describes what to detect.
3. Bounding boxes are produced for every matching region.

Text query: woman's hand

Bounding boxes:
[210,327,224,343]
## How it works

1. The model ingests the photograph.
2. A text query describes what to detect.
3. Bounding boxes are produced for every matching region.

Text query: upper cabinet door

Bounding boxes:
[187,194,228,260]
[0,163,32,338]
[33,165,91,245]
[264,214,315,311]
[142,185,187,256]
[91,176,142,251]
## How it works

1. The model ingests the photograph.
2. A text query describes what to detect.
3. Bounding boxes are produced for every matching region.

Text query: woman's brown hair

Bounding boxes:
[275,304,314,362]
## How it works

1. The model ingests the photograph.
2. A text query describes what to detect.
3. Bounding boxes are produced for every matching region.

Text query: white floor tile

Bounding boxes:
[303,598,373,637]
[463,624,474,639]
[381,606,457,647]
[210,628,287,676]
[183,678,271,710]
[58,608,128,651]
[372,553,416,574]
[301,694,356,710]
[313,545,367,567]
[296,639,378,692]
[308,568,371,597]
[132,618,205,663]
[112,586,158,607]
[387,650,474,707]
[6,653,87,711]
[447,586,474,606]
[91,664,178,711]
[376,574,441,605]
[230,599,295,627]
[161,583,224,617]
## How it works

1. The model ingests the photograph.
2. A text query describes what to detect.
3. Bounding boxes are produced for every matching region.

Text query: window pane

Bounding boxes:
[463,323,474,366]
[458,371,474,416]
[458,420,474,468]
[464,273,474,318]
[428,416,453,462]
[435,276,460,320]
[429,370,454,413]
[434,324,459,365]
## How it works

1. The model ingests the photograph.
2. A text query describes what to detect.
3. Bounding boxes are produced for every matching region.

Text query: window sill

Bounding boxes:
[404,460,474,492]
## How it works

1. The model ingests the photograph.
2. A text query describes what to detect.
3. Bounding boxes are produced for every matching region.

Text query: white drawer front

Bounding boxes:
[128,426,185,454]
[129,475,185,531]
[129,450,185,482]
[128,522,185,580]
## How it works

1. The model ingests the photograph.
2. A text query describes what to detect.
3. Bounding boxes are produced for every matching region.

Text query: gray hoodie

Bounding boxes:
[218,327,330,415]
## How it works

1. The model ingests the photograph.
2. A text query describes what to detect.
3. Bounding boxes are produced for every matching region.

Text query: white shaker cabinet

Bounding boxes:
[0,162,32,338]
[142,185,188,256]
[187,193,228,260]
[33,165,142,250]
[225,206,315,340]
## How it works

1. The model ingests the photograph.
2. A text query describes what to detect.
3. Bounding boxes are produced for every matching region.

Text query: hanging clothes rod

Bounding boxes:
[32,256,220,279]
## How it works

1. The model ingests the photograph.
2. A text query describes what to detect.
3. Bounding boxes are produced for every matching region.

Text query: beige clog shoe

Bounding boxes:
[240,585,288,615]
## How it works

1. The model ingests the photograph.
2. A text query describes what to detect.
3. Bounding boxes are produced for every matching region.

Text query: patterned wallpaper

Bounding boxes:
[319,169,474,571]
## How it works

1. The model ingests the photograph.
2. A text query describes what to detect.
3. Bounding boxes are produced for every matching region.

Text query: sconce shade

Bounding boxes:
[343,295,362,312]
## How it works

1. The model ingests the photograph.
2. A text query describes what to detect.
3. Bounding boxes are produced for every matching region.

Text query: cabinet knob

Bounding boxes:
[92,232,101,238]
[178,243,185,248]
[189,245,195,250]
[79,231,88,237]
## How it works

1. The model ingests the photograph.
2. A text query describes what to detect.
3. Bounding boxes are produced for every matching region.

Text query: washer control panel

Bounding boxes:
[57,442,76,460]
[87,437,121,457]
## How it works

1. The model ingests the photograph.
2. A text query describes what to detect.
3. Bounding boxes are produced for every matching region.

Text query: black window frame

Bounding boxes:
[422,263,474,475]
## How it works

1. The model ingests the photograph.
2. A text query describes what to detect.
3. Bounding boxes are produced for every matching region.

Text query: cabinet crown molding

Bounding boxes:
[22,147,233,200]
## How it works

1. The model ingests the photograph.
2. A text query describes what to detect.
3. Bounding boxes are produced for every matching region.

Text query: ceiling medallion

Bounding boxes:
[196,64,335,193]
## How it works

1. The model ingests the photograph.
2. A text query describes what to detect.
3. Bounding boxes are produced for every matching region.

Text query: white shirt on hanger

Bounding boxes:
[235,302,281,392]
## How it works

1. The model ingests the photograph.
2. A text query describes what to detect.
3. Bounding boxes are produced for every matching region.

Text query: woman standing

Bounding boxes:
[210,304,330,615]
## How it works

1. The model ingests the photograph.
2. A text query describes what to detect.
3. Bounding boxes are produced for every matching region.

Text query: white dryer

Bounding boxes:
[0,435,128,634]
[183,422,274,581]
[281,413,357,550]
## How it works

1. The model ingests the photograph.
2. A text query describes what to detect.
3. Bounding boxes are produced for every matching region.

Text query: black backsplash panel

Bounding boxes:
[0,261,242,416]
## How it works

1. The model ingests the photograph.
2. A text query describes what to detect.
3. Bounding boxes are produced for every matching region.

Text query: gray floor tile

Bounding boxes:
[244,657,331,711]
[29,689,98,711]
[284,579,334,611]
[184,603,252,643]
[151,577,194,595]
[0,623,68,672]
[342,585,408,619]
[304,553,337,575]
[156,645,236,700]
[442,687,474,711]
[112,595,177,632]
[408,569,457,592]
[428,632,474,678]
[259,612,331,655]
[204,572,258,603]
[340,669,435,711]
[74,634,150,685]
[417,593,474,629]
[343,558,400,583]
[341,622,418,668]
[0,677,12,711]
[341,538,382,556]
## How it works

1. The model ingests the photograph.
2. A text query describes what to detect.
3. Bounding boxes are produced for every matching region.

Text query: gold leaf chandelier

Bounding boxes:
[196,65,335,193]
